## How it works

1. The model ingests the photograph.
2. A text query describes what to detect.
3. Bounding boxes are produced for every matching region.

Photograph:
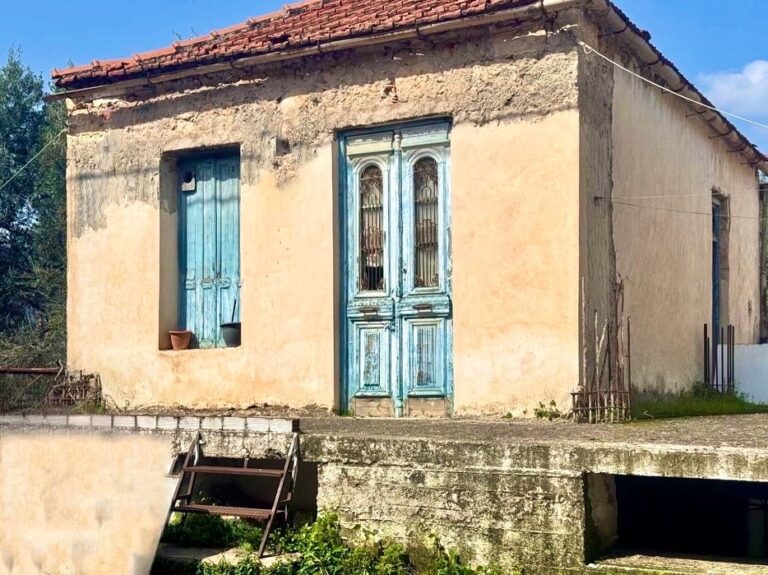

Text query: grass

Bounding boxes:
[632,383,768,420]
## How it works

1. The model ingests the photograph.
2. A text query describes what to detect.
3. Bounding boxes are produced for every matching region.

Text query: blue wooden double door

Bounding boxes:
[342,122,453,415]
[179,154,240,348]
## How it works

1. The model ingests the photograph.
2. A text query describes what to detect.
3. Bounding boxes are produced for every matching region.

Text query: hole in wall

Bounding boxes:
[586,474,768,565]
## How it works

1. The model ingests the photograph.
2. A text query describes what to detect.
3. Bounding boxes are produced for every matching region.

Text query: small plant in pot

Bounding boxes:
[221,297,241,348]
[169,328,193,351]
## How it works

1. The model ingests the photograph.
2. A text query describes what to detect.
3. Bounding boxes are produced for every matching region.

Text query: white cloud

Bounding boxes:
[698,60,768,118]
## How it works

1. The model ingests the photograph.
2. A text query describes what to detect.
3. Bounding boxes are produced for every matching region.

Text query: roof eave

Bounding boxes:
[49,0,586,99]
[586,0,767,172]
[50,0,766,170]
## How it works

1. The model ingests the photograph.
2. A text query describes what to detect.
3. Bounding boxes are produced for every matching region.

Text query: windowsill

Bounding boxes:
[158,346,242,355]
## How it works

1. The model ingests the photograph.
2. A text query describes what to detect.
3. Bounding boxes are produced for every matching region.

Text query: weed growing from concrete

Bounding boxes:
[154,513,514,574]
[533,400,563,421]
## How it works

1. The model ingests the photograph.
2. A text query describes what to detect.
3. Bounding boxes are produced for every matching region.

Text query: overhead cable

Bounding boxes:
[577,41,768,132]
[0,129,67,194]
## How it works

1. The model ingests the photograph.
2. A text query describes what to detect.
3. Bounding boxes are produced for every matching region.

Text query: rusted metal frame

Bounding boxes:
[258,432,299,558]
[720,325,726,393]
[7,374,46,410]
[624,317,632,420]
[728,324,736,393]
[703,324,710,387]
[728,325,731,392]
[0,367,60,375]
[166,433,199,527]
[711,324,718,391]
[281,433,301,507]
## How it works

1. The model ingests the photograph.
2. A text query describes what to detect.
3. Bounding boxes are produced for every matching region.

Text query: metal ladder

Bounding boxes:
[165,431,300,557]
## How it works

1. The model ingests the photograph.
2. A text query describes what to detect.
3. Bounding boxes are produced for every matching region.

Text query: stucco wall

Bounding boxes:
[611,56,761,391]
[66,23,581,414]
[0,432,172,575]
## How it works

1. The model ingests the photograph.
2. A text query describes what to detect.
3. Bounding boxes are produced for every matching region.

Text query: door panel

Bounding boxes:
[403,317,449,397]
[352,322,392,397]
[342,122,452,415]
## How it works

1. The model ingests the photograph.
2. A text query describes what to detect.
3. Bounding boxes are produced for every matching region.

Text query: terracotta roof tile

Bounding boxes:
[52,0,540,88]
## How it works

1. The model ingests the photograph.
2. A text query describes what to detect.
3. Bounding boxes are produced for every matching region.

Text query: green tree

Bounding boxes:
[0,48,66,365]
[0,49,45,331]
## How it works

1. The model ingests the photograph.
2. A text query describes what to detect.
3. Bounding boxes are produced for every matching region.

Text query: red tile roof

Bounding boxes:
[53,0,540,89]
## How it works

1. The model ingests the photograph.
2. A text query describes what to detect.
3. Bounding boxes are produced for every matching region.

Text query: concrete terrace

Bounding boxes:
[5,414,768,573]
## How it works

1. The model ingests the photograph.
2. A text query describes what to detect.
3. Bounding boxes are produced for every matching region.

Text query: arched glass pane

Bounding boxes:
[413,157,439,288]
[359,165,385,291]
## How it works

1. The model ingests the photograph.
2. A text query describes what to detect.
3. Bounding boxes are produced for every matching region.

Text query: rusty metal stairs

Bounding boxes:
[165,430,300,558]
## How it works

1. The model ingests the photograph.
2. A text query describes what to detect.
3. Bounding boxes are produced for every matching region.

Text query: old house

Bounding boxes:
[53,0,768,416]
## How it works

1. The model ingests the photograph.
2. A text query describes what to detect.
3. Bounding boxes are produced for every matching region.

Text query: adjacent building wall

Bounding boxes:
[66,22,582,414]
[611,51,761,391]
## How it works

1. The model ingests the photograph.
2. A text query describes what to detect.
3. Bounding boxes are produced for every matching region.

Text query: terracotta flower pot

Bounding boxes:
[169,330,192,351]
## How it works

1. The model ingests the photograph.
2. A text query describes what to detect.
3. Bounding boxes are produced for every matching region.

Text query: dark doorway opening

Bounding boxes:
[587,474,768,564]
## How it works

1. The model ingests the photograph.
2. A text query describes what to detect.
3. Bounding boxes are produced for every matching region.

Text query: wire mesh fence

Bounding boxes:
[0,368,102,413]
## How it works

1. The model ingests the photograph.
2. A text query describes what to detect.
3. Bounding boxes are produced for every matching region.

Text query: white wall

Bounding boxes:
[734,345,768,403]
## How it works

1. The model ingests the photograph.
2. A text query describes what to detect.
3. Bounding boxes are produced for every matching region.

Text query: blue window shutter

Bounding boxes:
[180,161,198,337]
[198,160,218,347]
[216,157,241,346]
[179,155,240,349]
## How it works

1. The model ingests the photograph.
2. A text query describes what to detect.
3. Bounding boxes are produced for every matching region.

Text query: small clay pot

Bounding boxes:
[220,322,241,347]
[169,330,193,351]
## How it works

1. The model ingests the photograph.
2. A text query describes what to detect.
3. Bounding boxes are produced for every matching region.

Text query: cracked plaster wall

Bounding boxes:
[66,23,581,414]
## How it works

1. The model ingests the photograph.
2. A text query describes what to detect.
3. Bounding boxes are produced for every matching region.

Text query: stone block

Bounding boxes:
[222,417,245,431]
[201,416,223,431]
[179,417,201,430]
[269,419,296,434]
[246,418,270,433]
[67,415,92,427]
[113,415,137,429]
[0,414,24,425]
[44,415,68,427]
[353,398,394,417]
[91,415,113,428]
[158,417,178,430]
[137,416,157,430]
[406,398,448,418]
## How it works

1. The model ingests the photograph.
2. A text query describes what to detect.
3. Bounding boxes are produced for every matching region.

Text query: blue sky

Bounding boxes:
[2,1,766,149]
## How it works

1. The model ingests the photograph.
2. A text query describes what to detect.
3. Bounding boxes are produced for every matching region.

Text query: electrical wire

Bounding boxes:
[578,40,767,217]
[608,199,762,221]
[611,191,742,201]
[577,41,768,132]
[0,128,67,194]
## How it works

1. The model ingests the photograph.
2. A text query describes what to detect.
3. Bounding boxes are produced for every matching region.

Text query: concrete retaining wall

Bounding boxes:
[5,417,768,574]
